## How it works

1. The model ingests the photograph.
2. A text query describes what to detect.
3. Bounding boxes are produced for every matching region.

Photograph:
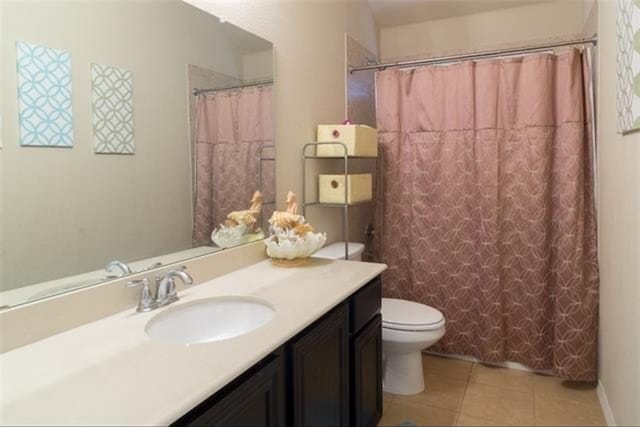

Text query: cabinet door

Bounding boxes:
[173,354,284,427]
[290,304,349,427]
[352,314,382,427]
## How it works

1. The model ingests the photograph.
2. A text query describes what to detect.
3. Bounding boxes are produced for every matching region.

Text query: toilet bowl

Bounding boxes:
[312,243,446,395]
[381,298,445,395]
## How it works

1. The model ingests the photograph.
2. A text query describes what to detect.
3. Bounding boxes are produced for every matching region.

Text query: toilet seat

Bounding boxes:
[382,298,444,331]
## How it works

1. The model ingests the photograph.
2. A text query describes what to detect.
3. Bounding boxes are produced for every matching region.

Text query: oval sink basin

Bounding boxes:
[145,296,275,345]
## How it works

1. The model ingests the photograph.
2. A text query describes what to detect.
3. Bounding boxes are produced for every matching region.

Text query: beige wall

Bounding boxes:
[0,1,261,291]
[242,49,274,81]
[379,0,589,61]
[187,0,379,244]
[597,1,640,425]
[584,0,598,36]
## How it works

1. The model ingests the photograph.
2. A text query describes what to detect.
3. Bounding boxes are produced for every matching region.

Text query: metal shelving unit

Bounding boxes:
[258,145,276,228]
[302,142,376,260]
[258,145,276,205]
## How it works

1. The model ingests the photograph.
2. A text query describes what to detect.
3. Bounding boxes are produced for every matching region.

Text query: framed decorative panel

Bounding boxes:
[16,41,73,147]
[91,63,134,154]
[617,0,640,134]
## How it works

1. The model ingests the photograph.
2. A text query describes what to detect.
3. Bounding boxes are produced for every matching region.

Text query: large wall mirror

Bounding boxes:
[0,1,275,307]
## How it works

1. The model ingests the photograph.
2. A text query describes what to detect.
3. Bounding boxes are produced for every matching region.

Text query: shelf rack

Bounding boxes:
[258,145,276,206]
[258,145,276,228]
[301,142,376,260]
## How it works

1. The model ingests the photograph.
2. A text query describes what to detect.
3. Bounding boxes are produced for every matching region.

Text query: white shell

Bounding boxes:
[264,228,327,260]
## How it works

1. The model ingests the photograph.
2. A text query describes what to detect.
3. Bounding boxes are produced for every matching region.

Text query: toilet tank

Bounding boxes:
[312,241,365,261]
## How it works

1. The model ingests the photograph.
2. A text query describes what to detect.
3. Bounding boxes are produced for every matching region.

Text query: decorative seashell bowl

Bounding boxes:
[264,228,326,266]
[265,191,326,267]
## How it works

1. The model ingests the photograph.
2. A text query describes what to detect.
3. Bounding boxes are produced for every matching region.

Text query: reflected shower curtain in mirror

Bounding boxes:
[193,85,273,247]
[375,49,598,381]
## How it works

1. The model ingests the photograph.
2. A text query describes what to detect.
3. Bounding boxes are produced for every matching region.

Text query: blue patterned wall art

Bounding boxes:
[91,63,134,154]
[16,41,73,147]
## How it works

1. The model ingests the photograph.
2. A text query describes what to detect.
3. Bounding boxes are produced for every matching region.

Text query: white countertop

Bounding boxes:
[0,259,386,426]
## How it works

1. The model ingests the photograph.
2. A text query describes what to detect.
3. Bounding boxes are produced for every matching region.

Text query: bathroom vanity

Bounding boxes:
[174,276,382,427]
[0,259,386,426]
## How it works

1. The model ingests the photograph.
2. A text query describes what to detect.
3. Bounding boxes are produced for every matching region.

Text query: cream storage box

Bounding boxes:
[319,174,373,204]
[316,124,378,157]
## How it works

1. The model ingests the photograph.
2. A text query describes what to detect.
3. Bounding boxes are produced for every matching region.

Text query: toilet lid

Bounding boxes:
[382,298,444,331]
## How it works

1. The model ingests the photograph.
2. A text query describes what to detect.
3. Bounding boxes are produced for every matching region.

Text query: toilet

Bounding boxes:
[381,298,445,395]
[312,242,446,395]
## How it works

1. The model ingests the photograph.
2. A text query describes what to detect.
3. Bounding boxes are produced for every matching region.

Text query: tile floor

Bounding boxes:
[379,354,606,426]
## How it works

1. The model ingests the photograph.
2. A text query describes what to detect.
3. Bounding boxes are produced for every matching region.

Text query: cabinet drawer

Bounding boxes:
[350,276,381,334]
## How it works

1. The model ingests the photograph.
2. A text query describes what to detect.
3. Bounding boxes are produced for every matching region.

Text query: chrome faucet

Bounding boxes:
[155,267,194,307]
[106,260,132,277]
[126,267,194,313]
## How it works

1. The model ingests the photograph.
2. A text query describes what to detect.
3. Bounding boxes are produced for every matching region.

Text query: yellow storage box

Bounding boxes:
[316,124,378,157]
[319,173,372,204]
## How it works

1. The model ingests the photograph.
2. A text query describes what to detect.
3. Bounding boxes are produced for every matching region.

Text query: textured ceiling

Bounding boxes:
[368,0,551,28]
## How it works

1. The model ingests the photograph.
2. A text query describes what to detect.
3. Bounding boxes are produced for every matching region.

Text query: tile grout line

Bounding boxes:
[455,362,474,425]
[532,378,537,426]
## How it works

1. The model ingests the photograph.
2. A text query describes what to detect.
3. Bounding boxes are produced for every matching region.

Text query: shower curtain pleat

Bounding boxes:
[192,86,274,247]
[375,49,599,381]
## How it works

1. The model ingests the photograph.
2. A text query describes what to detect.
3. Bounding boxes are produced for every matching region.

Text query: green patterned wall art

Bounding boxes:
[91,63,134,154]
[617,0,640,133]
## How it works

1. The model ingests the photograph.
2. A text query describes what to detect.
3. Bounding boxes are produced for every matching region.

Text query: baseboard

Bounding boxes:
[423,350,553,375]
[597,380,616,426]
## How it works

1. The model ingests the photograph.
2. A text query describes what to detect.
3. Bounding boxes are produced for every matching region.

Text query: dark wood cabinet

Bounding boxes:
[174,276,382,427]
[172,352,285,427]
[289,303,350,427]
[351,314,383,427]
[350,276,382,334]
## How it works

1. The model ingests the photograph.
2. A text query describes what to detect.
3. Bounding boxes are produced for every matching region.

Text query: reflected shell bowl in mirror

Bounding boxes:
[211,224,265,249]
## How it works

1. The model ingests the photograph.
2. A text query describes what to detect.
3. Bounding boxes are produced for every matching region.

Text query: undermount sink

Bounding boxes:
[145,296,275,345]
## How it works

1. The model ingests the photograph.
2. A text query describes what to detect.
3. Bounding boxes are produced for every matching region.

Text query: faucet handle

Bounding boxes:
[127,278,156,312]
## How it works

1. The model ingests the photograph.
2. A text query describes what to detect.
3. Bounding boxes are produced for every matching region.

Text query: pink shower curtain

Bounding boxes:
[192,85,273,247]
[375,49,599,381]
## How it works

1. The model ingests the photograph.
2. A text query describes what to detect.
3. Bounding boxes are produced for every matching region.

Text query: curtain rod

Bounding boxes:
[349,36,598,73]
[192,80,273,96]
